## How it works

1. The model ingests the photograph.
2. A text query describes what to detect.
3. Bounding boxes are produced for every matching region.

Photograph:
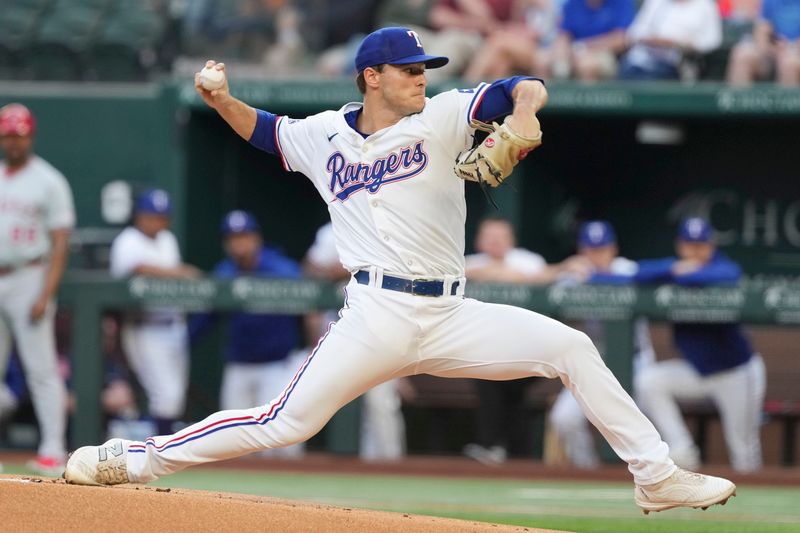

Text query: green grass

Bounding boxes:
[5,462,800,532]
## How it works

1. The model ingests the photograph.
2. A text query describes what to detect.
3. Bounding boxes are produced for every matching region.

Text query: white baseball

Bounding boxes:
[199,66,226,91]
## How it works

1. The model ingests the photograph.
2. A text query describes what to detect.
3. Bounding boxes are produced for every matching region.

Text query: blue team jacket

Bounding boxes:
[191,247,301,364]
[634,251,753,376]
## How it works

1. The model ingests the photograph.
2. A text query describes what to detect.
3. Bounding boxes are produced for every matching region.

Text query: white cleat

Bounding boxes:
[64,438,132,486]
[635,468,736,515]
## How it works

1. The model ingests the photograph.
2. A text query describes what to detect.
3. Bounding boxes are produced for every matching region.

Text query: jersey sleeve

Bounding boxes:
[248,109,279,155]
[305,223,340,269]
[109,231,137,278]
[46,171,76,230]
[674,257,741,286]
[248,109,323,177]
[164,231,183,264]
[271,113,327,177]
[508,249,547,275]
[422,76,538,155]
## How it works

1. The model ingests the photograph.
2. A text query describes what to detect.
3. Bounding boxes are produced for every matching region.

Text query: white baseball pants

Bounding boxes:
[549,388,600,469]
[635,354,765,472]
[0,264,67,459]
[128,278,675,485]
[219,353,306,459]
[360,379,406,461]
[121,320,189,420]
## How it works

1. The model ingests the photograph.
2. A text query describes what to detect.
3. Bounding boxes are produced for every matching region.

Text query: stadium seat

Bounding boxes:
[88,5,167,81]
[0,2,51,79]
[16,0,110,80]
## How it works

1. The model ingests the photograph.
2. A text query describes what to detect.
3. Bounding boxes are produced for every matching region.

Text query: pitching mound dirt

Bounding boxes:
[0,475,566,533]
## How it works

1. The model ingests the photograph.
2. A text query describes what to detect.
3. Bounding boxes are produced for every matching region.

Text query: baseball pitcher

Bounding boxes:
[66,27,735,514]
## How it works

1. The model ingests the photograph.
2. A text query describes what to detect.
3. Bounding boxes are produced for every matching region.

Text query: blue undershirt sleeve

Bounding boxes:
[472,76,544,124]
[674,260,741,286]
[634,258,677,284]
[248,109,279,154]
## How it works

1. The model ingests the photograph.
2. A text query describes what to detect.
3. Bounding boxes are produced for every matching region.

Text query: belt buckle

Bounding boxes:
[411,278,438,297]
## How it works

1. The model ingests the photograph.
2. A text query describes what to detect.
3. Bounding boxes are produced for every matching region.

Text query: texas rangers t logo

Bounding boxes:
[326,141,429,201]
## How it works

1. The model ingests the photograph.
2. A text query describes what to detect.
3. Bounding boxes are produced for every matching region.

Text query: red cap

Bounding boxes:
[0,103,36,136]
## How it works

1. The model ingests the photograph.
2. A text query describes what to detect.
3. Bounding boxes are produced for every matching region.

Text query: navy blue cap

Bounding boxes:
[578,220,616,248]
[135,188,170,215]
[221,210,261,235]
[678,217,714,242]
[355,27,449,73]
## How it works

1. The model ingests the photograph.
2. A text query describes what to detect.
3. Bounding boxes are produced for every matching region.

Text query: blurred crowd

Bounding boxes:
[1,0,799,85]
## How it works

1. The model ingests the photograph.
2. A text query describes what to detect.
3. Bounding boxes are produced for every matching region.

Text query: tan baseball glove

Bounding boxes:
[454,119,543,187]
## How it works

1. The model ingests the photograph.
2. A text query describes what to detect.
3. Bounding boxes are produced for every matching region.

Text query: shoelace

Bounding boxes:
[676,469,705,482]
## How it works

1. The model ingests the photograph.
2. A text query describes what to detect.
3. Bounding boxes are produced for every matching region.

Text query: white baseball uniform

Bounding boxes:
[109,227,189,422]
[465,248,547,276]
[463,247,549,459]
[636,353,765,472]
[549,257,656,468]
[125,84,676,486]
[308,221,407,461]
[0,154,74,460]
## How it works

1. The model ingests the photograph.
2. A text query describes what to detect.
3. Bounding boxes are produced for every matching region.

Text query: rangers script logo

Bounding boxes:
[327,141,429,201]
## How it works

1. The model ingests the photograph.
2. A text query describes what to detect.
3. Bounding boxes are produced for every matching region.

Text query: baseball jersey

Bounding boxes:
[465,248,548,276]
[0,155,75,266]
[110,226,184,323]
[560,0,636,41]
[249,77,535,278]
[627,0,722,55]
[190,247,301,364]
[635,251,752,375]
[306,222,340,269]
[761,0,800,40]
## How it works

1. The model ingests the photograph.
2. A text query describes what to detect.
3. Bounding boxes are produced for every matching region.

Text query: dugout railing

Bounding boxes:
[59,274,800,459]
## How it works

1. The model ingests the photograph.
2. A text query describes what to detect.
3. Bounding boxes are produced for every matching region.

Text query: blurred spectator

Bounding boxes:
[318,0,485,80]
[308,0,385,75]
[182,0,305,71]
[619,0,722,81]
[301,0,383,53]
[633,217,765,472]
[543,0,636,82]
[110,188,201,436]
[0,103,74,476]
[464,0,561,82]
[465,215,563,284]
[304,222,412,461]
[191,210,305,458]
[549,221,655,468]
[431,0,515,35]
[463,216,561,464]
[726,0,800,86]
[718,0,761,20]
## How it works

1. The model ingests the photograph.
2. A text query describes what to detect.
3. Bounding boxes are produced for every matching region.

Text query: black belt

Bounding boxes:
[355,270,459,297]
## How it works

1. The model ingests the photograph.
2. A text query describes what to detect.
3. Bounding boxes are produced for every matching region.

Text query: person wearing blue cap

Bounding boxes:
[550,220,655,469]
[109,188,201,436]
[190,210,305,458]
[68,27,737,516]
[633,217,766,472]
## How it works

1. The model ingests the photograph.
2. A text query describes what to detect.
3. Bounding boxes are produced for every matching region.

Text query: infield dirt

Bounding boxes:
[0,474,567,533]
